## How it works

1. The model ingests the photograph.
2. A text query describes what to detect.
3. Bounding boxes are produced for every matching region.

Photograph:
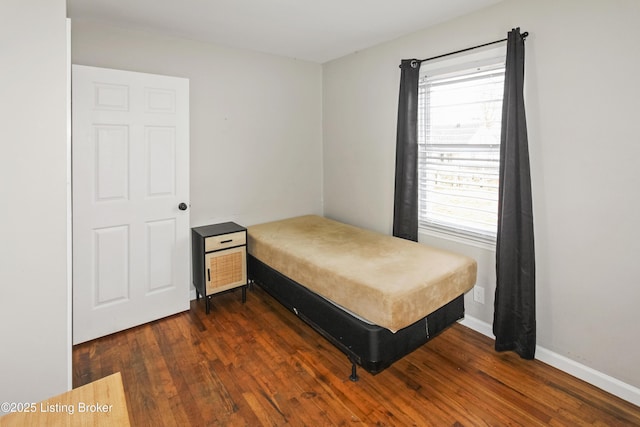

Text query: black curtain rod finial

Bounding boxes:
[398,59,420,69]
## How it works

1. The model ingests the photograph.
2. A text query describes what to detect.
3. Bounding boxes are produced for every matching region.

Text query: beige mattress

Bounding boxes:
[247,215,477,332]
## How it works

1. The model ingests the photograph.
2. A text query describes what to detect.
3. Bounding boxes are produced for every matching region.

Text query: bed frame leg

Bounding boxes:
[349,360,359,382]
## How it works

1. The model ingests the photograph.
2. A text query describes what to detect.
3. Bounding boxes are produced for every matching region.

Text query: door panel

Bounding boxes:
[94,225,130,307]
[146,219,176,293]
[146,127,176,196]
[73,65,189,344]
[95,125,129,201]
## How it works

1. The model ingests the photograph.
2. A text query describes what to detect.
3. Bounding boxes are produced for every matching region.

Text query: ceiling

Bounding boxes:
[67,0,503,63]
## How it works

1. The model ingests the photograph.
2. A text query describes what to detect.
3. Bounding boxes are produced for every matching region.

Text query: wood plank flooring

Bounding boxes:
[73,285,640,426]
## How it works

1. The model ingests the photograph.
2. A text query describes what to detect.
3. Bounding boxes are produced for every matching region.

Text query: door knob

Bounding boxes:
[178,202,188,211]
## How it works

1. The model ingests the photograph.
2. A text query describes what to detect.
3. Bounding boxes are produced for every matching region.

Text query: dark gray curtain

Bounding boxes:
[393,59,420,241]
[493,28,536,359]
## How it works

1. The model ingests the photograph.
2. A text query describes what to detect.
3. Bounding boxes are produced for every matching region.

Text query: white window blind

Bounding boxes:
[418,61,505,241]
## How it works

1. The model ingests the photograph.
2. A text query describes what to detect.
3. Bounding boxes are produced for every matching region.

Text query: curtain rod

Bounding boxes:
[412,31,528,67]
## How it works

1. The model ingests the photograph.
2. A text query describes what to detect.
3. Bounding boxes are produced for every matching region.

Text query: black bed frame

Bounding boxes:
[248,254,465,381]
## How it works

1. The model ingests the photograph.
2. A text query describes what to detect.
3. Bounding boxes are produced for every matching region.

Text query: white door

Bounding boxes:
[72,65,190,344]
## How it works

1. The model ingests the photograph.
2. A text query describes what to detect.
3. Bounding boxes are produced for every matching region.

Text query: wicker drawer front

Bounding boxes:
[205,231,246,252]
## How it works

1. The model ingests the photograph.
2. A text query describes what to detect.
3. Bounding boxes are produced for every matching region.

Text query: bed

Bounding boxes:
[247,215,477,380]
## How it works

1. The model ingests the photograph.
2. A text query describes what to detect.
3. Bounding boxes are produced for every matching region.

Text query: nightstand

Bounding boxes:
[191,222,248,314]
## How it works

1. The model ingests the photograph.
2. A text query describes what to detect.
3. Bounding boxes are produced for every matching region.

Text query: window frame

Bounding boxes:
[417,45,506,247]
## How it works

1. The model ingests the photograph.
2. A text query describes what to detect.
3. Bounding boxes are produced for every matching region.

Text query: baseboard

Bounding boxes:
[458,315,494,338]
[458,316,640,407]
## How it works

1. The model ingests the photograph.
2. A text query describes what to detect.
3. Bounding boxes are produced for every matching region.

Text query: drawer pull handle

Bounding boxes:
[220,239,233,244]
[207,268,210,281]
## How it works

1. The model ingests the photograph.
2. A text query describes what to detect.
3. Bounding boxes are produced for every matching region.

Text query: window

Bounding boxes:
[417,49,505,243]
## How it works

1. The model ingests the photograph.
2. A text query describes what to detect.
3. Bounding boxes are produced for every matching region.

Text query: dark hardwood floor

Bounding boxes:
[73,286,640,426]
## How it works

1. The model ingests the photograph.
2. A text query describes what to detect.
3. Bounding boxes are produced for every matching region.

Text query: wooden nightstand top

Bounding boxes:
[192,222,246,238]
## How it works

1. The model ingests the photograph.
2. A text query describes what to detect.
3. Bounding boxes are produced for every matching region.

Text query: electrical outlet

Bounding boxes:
[473,286,485,304]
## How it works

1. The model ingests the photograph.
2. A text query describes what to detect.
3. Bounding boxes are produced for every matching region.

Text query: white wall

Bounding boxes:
[323,0,640,390]
[71,20,323,229]
[0,0,70,407]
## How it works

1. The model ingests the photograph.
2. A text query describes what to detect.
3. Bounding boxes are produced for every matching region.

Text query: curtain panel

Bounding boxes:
[393,59,420,242]
[493,28,536,359]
